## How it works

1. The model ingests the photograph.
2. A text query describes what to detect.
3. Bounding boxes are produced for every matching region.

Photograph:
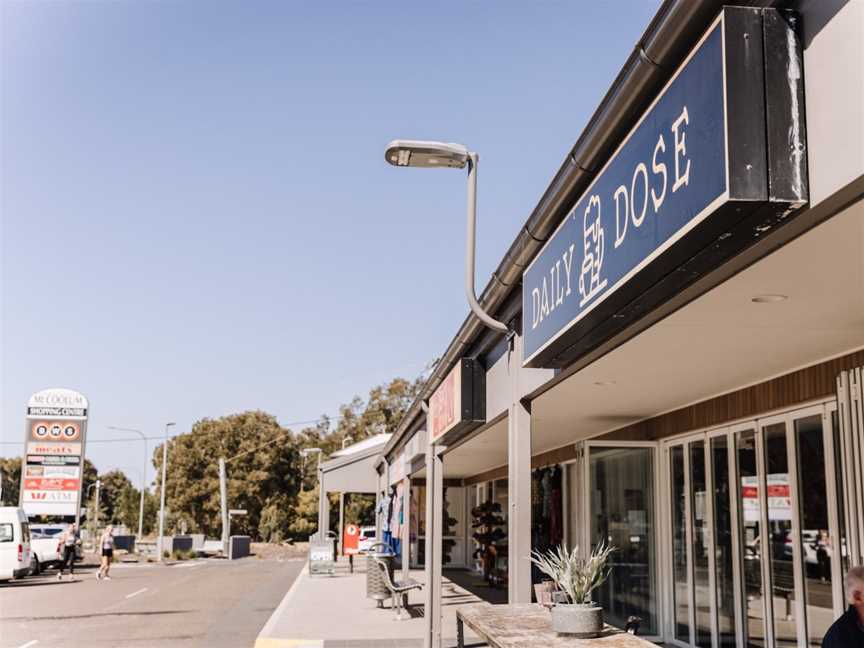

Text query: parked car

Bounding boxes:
[29,531,63,575]
[30,523,82,561]
[0,507,32,581]
[357,526,377,552]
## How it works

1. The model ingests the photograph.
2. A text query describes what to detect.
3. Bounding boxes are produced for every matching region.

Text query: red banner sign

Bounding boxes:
[343,523,360,556]
[23,478,79,491]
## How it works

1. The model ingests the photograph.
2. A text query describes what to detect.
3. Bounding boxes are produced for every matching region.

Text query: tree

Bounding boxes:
[0,457,21,506]
[288,486,319,539]
[96,470,134,524]
[153,411,300,539]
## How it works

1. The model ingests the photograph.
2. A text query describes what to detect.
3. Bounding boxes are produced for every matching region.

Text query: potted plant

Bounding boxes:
[529,541,615,637]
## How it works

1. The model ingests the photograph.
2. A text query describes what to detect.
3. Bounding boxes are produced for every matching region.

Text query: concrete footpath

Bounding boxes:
[255,558,485,648]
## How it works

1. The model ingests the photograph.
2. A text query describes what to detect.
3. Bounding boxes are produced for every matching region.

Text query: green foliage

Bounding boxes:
[96,470,134,524]
[145,377,422,542]
[0,457,21,506]
[288,486,319,539]
[344,493,375,527]
[153,410,298,538]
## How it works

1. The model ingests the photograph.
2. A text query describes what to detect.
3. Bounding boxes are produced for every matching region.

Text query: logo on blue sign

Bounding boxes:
[523,21,728,365]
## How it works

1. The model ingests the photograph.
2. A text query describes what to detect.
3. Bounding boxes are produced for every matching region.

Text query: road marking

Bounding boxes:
[16,641,39,648]
[124,587,148,599]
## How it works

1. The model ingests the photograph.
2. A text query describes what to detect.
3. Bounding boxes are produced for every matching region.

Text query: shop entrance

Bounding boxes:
[663,401,846,648]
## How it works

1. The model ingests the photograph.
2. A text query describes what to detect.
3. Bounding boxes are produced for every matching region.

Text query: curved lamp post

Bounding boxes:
[384,139,508,334]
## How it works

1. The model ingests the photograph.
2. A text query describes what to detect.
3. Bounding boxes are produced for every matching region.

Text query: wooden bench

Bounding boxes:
[456,603,657,648]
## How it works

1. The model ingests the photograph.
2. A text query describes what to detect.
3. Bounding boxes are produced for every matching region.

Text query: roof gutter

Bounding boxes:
[384,0,758,458]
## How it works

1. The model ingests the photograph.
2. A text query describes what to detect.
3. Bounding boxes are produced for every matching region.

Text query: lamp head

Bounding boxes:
[384,139,469,169]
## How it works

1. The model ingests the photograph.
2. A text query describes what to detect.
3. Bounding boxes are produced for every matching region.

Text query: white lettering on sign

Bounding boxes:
[578,195,607,307]
[530,105,691,330]
[672,106,691,193]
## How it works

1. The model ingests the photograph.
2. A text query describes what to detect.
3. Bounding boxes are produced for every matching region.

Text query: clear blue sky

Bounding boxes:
[1,1,660,486]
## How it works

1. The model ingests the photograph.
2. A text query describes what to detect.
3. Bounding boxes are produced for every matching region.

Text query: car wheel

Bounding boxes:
[30,556,40,576]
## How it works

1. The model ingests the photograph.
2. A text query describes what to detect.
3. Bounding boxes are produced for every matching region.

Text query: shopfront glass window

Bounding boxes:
[737,430,766,647]
[796,414,833,647]
[763,422,797,647]
[690,441,711,648]
[589,447,657,635]
[831,411,849,575]
[671,445,689,642]
[711,435,737,647]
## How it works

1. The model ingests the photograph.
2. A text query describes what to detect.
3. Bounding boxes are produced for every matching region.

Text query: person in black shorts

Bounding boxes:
[97,525,115,581]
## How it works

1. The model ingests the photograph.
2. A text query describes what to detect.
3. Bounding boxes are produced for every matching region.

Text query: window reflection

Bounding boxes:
[712,435,737,647]
[589,447,657,635]
[671,445,689,642]
[796,414,834,647]
[738,430,767,647]
[763,422,797,647]
[691,441,711,648]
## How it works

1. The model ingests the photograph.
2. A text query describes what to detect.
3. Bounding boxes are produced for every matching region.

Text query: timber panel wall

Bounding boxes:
[462,349,864,485]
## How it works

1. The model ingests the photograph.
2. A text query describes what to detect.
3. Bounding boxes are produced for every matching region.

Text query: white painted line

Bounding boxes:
[125,587,148,599]
[17,641,39,648]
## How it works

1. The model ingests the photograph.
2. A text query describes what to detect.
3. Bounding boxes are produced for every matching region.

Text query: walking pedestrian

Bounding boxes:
[97,524,115,581]
[822,566,864,647]
[57,523,80,580]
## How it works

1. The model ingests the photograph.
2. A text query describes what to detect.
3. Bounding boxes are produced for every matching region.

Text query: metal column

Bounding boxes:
[508,334,532,604]
[423,443,444,648]
[402,476,411,580]
[317,473,329,539]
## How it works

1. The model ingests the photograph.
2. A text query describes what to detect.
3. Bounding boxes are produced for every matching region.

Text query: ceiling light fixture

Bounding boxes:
[593,380,616,386]
[751,294,789,303]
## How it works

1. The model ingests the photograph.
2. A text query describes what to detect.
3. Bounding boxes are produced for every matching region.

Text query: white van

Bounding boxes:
[0,507,32,581]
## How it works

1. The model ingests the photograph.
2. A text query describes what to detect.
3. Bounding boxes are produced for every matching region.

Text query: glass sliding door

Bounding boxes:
[670,444,690,643]
[588,446,658,636]
[736,429,767,647]
[795,413,834,647]
[711,434,738,648]
[661,402,846,647]
[762,421,798,647]
[690,441,712,648]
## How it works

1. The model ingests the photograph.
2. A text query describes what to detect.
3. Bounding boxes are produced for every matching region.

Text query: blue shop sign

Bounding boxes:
[523,21,728,366]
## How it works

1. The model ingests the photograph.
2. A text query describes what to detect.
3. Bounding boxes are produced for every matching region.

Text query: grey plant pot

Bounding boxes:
[551,602,603,637]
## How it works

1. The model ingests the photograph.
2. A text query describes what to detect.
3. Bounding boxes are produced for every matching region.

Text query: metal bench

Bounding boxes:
[373,557,423,620]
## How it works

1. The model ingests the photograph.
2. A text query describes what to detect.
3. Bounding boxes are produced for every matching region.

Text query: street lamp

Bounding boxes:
[107,426,148,541]
[86,480,101,545]
[300,447,322,493]
[157,422,176,561]
[385,139,508,333]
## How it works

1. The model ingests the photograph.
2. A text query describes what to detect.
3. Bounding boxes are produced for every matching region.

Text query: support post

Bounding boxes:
[507,334,532,603]
[423,444,444,648]
[317,469,330,540]
[338,492,345,555]
[137,443,146,541]
[157,431,169,561]
[402,476,411,580]
[219,458,229,555]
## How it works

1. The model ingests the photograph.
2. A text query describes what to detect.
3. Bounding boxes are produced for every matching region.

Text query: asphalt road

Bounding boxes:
[0,555,305,648]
